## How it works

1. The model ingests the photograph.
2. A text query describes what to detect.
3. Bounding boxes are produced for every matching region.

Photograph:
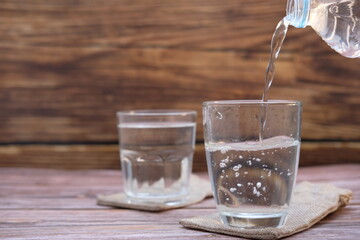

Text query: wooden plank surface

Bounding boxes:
[0,0,359,143]
[0,47,359,142]
[0,164,359,239]
[0,0,359,169]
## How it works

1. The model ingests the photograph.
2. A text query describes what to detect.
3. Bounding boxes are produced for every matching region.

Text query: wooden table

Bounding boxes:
[1,164,359,239]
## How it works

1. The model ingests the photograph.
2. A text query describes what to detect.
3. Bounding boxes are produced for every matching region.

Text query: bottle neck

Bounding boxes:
[286,0,310,28]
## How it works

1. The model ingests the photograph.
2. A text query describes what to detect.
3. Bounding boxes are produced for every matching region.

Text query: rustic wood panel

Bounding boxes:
[0,165,359,239]
[0,0,359,168]
[0,142,358,171]
[0,0,347,52]
[0,47,359,142]
[0,0,291,50]
[0,0,359,144]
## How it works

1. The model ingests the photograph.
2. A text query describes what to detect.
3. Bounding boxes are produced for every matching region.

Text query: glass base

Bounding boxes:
[124,193,189,207]
[219,212,287,228]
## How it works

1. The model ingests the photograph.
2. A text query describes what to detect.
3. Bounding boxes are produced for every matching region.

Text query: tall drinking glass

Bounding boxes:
[203,100,301,228]
[117,110,196,205]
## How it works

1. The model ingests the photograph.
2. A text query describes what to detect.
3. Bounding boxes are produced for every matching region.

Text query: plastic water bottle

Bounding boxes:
[286,0,360,58]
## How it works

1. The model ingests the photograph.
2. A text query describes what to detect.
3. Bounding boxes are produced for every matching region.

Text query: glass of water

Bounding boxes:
[117,110,196,205]
[203,100,301,228]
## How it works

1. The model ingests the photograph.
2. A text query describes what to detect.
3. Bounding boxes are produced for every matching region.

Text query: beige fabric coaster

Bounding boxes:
[180,181,352,240]
[97,174,212,211]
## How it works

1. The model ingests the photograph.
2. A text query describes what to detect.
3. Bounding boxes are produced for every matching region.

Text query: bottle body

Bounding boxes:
[287,0,360,58]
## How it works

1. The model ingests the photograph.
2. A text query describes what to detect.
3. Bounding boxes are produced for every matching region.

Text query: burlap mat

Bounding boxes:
[180,181,352,239]
[97,174,212,211]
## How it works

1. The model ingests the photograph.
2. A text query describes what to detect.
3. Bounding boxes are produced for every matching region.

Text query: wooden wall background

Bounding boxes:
[0,0,359,171]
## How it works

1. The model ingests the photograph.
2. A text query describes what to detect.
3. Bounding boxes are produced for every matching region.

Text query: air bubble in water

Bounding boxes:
[221,156,229,163]
[136,157,145,162]
[219,163,226,168]
[253,187,261,197]
[215,112,223,119]
[235,172,240,177]
[256,182,262,188]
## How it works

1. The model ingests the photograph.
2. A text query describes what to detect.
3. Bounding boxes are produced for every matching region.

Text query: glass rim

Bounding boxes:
[116,109,197,117]
[203,100,301,106]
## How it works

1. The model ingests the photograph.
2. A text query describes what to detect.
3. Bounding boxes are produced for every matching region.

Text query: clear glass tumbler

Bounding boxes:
[203,100,301,228]
[117,110,196,205]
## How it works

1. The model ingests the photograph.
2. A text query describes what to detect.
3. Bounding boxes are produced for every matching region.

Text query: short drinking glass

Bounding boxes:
[117,110,197,205]
[203,100,301,228]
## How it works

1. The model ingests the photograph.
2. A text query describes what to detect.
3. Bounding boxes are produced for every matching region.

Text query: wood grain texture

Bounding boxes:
[0,0,359,169]
[0,47,359,142]
[0,0,359,144]
[0,142,359,171]
[0,165,359,239]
